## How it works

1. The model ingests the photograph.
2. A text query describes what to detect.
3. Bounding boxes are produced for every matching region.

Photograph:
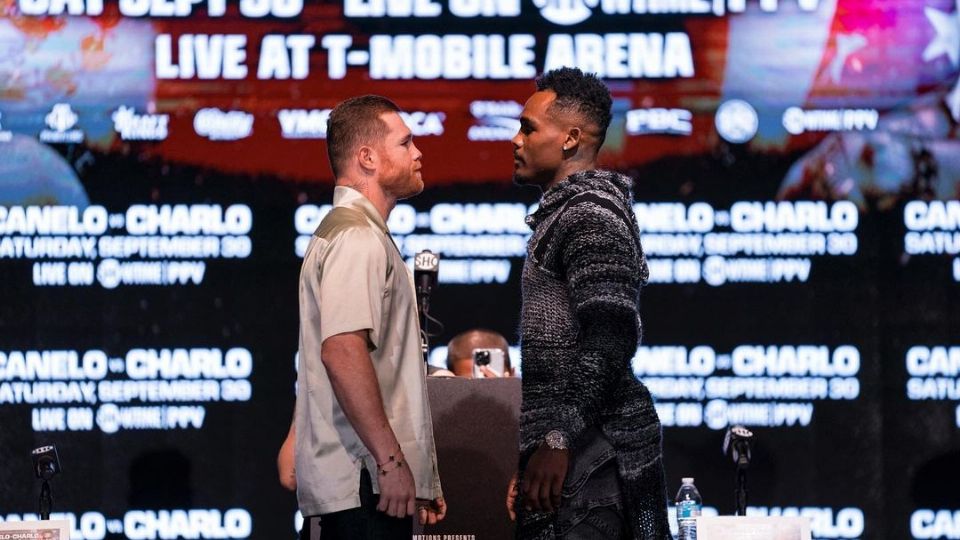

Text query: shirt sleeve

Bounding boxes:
[316,226,388,350]
[550,197,644,445]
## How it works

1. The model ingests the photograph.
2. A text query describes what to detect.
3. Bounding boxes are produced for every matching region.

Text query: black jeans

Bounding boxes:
[556,430,627,540]
[303,469,412,540]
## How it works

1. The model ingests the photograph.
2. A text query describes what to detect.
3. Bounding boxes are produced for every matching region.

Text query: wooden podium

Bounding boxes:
[419,376,521,539]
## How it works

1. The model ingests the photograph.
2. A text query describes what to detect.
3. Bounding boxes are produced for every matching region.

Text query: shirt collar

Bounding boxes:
[333,186,390,234]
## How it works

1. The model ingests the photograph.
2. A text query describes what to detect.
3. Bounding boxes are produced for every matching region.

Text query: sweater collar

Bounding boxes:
[525,169,634,230]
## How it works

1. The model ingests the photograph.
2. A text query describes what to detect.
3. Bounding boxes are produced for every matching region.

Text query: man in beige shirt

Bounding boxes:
[294,95,445,539]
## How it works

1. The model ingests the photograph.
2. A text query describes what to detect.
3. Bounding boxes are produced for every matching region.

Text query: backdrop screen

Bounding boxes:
[1,0,959,538]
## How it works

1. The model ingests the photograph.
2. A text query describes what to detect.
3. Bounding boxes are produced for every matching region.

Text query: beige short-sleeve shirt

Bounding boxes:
[295,186,442,516]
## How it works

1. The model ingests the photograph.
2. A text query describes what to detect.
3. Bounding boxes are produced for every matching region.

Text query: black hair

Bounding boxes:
[536,67,612,146]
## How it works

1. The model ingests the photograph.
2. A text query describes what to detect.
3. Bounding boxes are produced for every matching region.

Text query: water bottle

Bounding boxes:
[675,477,702,540]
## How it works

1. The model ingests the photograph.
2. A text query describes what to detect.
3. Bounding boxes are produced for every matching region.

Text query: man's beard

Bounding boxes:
[512,171,532,186]
[513,168,547,189]
[380,157,422,199]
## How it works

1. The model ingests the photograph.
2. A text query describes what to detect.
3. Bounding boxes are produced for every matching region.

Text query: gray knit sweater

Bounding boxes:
[516,169,670,539]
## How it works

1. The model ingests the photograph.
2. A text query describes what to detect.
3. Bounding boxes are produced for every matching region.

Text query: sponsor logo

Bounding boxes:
[278,109,445,139]
[626,108,693,136]
[193,108,253,141]
[467,100,521,142]
[112,106,170,141]
[39,103,84,143]
[278,108,330,139]
[400,111,445,136]
[715,99,758,144]
[782,107,879,135]
[533,0,597,25]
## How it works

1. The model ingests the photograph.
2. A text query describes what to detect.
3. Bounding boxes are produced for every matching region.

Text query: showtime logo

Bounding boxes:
[532,0,596,25]
[193,108,253,141]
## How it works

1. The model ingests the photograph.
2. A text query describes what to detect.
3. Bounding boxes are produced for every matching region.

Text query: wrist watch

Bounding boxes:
[544,430,569,451]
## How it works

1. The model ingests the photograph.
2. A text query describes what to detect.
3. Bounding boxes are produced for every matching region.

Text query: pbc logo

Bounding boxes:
[626,108,693,136]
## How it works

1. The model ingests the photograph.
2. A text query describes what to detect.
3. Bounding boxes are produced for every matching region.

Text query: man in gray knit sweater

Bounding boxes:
[511,67,671,539]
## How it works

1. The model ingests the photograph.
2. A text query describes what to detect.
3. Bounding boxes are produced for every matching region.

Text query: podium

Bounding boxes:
[696,516,812,540]
[0,519,70,538]
[420,376,521,539]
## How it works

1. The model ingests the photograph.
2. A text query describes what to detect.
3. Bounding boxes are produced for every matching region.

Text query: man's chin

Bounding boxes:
[513,172,542,188]
[397,179,424,200]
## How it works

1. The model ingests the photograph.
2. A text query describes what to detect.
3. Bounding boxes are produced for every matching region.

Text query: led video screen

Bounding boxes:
[1,0,959,538]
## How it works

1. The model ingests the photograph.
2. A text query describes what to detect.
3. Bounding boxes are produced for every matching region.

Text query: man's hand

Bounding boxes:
[478,365,502,378]
[375,460,417,518]
[505,473,518,521]
[417,497,447,525]
[277,422,297,492]
[520,445,569,513]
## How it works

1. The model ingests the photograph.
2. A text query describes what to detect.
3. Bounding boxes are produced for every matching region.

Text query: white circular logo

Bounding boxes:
[702,256,727,287]
[97,259,121,289]
[715,99,759,144]
[414,250,439,270]
[532,0,598,25]
[782,107,806,135]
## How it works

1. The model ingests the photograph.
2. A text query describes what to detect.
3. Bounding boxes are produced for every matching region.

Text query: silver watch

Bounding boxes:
[544,430,569,450]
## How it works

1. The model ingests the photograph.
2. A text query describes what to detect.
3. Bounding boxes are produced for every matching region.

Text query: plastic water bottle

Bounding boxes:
[675,477,702,540]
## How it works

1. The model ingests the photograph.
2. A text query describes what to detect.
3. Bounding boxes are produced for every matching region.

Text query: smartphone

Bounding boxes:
[472,348,505,378]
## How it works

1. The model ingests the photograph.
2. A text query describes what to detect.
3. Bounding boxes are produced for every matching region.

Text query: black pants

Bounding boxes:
[304,469,411,540]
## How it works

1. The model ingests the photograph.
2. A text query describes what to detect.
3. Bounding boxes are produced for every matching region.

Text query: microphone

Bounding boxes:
[722,425,753,468]
[31,445,61,480]
[413,250,440,364]
[32,444,61,521]
[414,250,440,307]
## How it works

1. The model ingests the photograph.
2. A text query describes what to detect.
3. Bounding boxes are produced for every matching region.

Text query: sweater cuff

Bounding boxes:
[552,405,588,449]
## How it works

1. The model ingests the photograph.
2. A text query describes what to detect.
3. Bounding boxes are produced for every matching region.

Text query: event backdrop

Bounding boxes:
[1,0,959,538]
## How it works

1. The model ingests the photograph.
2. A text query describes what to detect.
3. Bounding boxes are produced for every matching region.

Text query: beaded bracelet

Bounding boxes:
[376,446,405,476]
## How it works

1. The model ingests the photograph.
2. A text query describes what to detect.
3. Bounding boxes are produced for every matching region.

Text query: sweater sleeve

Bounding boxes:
[549,197,644,446]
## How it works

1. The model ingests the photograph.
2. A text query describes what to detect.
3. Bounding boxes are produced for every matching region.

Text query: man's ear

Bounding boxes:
[562,127,582,153]
[357,144,377,172]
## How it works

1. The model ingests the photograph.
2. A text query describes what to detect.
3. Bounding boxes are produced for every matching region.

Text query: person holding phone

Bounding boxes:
[445,329,515,378]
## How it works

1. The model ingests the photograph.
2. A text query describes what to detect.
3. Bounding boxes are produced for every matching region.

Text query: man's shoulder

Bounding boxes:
[560,188,633,226]
[314,206,380,241]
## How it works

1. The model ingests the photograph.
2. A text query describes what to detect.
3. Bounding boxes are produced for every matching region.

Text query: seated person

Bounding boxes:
[445,329,514,378]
